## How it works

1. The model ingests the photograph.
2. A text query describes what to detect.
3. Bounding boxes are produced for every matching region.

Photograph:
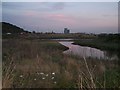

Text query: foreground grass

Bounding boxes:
[2,39,120,88]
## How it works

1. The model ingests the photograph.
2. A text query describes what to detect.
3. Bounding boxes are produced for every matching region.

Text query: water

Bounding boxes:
[50,39,73,41]
[59,41,118,60]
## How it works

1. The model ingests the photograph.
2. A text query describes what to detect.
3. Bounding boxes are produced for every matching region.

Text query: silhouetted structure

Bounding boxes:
[64,28,70,34]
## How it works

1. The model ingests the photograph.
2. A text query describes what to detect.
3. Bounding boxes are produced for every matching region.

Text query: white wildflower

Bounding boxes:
[54,82,56,84]
[20,75,23,78]
[42,77,45,80]
[51,77,54,79]
[52,72,55,75]
[40,72,44,75]
[34,78,37,81]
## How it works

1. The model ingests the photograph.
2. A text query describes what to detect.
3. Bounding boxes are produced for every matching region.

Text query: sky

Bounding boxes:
[1,0,120,2]
[2,2,118,33]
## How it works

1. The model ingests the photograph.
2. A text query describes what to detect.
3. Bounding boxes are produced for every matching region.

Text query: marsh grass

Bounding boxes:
[2,58,16,88]
[2,39,119,88]
[73,37,119,51]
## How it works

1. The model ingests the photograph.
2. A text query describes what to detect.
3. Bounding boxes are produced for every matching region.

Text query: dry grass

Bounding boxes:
[2,58,16,88]
[2,39,119,88]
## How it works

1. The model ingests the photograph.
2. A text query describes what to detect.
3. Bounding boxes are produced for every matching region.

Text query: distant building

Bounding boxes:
[64,28,70,34]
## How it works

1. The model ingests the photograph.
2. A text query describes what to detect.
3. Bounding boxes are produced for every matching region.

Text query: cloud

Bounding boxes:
[2,2,118,33]
[35,2,65,11]
[2,2,66,13]
[52,2,65,10]
[45,13,78,25]
[102,14,118,17]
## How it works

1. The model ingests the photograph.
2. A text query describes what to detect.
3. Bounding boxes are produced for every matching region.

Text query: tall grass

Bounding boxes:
[2,58,16,88]
[2,39,119,88]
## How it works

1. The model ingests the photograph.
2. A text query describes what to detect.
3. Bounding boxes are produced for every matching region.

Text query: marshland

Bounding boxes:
[2,31,120,88]
[2,2,119,89]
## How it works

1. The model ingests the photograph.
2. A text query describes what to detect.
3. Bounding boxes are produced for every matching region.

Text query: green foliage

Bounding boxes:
[74,34,120,51]
[2,35,120,88]
[104,68,120,88]
[96,68,120,88]
[2,22,25,34]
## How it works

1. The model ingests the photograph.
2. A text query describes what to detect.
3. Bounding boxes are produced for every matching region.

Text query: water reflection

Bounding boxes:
[59,41,118,60]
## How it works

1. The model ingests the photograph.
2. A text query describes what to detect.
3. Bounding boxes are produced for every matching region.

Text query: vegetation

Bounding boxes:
[73,33,120,51]
[1,22,30,34]
[2,22,97,39]
[2,38,119,88]
[2,22,120,88]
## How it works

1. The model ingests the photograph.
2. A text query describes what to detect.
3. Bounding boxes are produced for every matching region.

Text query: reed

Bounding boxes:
[2,39,119,88]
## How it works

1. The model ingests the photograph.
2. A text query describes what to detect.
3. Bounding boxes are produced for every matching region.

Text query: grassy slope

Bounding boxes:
[2,39,120,88]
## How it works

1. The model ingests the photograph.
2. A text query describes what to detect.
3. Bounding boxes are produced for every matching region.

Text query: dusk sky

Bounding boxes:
[2,2,118,33]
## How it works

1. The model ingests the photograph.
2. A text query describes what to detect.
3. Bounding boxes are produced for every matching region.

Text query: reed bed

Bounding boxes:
[2,39,119,88]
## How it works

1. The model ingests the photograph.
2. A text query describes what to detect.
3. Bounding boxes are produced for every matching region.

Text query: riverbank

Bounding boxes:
[73,36,119,52]
[2,38,120,88]
[59,41,119,60]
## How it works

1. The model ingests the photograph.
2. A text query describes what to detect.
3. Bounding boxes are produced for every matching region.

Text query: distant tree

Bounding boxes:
[32,31,36,34]
[52,31,55,34]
